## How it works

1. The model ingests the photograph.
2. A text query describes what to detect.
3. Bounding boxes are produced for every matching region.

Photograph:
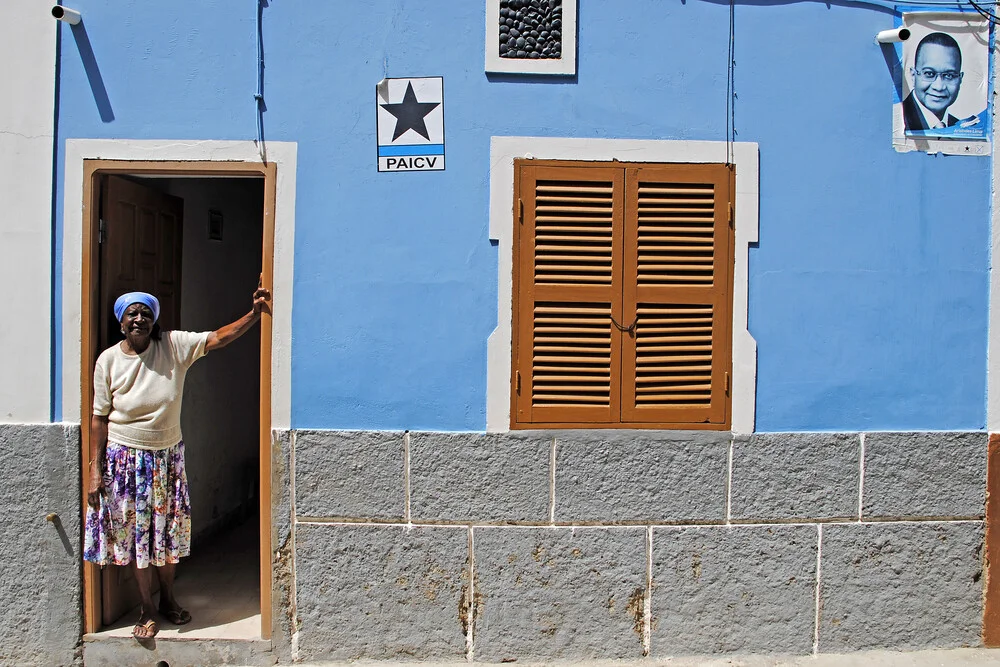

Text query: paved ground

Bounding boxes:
[288,648,1000,666]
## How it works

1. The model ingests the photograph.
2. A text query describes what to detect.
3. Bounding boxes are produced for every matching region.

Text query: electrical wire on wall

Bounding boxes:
[254,0,268,163]
[810,0,1000,10]
[966,0,1000,24]
[725,0,736,167]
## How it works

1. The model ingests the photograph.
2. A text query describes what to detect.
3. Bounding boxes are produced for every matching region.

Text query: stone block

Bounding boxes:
[295,523,469,661]
[410,431,551,523]
[730,432,860,521]
[863,432,986,518]
[651,524,817,655]
[294,430,404,519]
[474,526,647,661]
[82,636,274,666]
[554,430,729,523]
[819,522,983,651]
[270,428,294,660]
[271,428,293,547]
[0,423,82,667]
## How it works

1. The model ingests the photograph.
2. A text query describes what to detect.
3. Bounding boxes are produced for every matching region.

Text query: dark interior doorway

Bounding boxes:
[92,174,265,637]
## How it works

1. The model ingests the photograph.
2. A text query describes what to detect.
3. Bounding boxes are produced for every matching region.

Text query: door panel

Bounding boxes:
[98,175,184,626]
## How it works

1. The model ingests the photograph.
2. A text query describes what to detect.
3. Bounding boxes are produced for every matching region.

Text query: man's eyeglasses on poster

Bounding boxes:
[914,68,961,82]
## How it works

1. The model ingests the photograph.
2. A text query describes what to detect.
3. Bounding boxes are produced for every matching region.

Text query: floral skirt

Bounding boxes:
[84,441,192,569]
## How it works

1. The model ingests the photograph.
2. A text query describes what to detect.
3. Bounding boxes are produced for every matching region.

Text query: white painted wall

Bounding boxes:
[0,2,56,422]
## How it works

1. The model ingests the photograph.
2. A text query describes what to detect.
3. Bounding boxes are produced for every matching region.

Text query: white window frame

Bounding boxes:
[486,137,759,433]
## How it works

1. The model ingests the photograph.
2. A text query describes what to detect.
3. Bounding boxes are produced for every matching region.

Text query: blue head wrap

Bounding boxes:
[114,292,160,324]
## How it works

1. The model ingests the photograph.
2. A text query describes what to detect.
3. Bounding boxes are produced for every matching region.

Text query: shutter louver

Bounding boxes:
[633,304,714,407]
[635,183,716,286]
[532,301,612,407]
[622,165,733,425]
[534,181,614,285]
[514,165,624,424]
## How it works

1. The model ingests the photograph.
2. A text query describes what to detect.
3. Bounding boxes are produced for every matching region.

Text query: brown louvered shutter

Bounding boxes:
[513,163,624,425]
[620,164,734,425]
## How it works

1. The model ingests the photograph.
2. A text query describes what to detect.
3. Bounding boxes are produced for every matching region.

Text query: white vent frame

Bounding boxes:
[485,0,577,75]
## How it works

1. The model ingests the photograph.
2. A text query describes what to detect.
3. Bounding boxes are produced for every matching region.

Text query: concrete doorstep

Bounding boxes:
[281,648,1000,667]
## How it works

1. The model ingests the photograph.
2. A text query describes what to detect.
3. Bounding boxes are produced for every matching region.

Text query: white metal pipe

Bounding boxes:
[876,28,910,44]
[51,6,81,25]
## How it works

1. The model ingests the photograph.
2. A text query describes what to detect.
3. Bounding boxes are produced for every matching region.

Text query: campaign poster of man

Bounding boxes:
[896,12,990,141]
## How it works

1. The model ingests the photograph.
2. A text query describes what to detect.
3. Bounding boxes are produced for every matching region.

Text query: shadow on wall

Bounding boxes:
[693,0,893,13]
[68,21,114,122]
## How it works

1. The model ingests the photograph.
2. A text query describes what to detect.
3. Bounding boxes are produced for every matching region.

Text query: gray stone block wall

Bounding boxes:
[295,429,405,519]
[0,423,82,667]
[863,432,986,519]
[410,431,551,523]
[819,521,983,651]
[651,524,818,655]
[730,433,860,521]
[294,522,469,662]
[284,429,988,662]
[82,636,274,667]
[554,430,729,523]
[474,526,647,661]
[270,429,295,662]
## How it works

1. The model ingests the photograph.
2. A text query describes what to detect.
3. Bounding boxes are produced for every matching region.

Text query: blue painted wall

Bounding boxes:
[55,0,990,431]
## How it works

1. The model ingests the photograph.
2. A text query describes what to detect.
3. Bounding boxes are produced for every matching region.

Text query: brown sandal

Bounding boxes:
[132,618,158,641]
[159,606,192,625]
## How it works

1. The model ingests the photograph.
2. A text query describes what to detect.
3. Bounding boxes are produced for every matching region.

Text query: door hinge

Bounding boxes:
[518,198,524,224]
[727,204,734,229]
[516,370,522,393]
[98,218,106,244]
[725,371,731,396]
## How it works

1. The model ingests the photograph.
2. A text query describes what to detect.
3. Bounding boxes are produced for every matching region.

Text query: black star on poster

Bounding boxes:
[376,77,445,172]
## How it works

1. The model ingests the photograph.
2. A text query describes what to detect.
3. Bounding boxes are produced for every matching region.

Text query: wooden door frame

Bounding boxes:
[79,160,276,639]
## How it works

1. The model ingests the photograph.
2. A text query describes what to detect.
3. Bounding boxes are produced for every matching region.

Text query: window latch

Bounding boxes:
[610,314,638,334]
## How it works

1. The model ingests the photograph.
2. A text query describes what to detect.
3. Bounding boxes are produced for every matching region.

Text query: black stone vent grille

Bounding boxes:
[499,0,563,59]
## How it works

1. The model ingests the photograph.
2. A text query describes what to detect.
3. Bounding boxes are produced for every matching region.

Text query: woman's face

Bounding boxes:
[121,303,154,348]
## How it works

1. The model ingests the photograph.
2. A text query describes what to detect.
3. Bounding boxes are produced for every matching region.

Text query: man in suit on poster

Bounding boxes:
[903,31,968,132]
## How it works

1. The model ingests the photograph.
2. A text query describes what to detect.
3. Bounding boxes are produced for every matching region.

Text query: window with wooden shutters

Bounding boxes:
[512,160,735,429]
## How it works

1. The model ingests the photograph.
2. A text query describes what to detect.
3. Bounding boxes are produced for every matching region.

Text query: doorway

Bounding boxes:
[78,160,276,640]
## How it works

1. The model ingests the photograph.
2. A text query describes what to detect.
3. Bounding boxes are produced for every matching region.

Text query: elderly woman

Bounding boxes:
[84,286,269,640]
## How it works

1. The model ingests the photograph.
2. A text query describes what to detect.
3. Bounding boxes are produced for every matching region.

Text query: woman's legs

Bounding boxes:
[131,563,157,639]
[132,561,191,629]
[155,562,192,623]
[155,562,178,612]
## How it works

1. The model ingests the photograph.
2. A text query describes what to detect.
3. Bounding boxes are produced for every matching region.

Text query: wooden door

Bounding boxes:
[97,175,184,626]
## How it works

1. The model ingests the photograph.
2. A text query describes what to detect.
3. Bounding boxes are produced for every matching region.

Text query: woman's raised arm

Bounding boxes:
[205,285,271,353]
